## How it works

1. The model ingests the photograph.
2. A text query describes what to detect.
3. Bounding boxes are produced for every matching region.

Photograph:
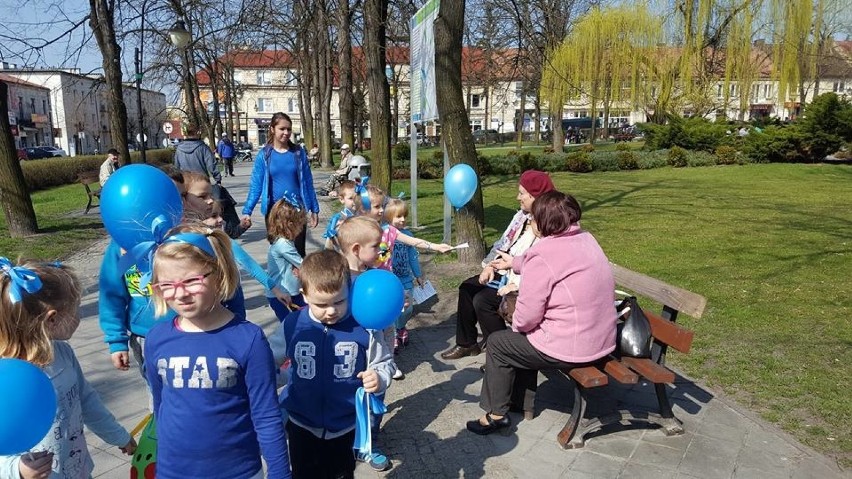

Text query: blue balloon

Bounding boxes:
[100,164,183,251]
[351,269,405,330]
[0,359,58,455]
[444,164,478,208]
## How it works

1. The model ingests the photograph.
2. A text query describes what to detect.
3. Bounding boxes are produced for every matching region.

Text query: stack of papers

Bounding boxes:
[411,280,438,305]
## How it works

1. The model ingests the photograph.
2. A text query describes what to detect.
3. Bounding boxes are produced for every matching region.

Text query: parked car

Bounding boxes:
[36,146,67,157]
[472,129,500,144]
[23,147,56,160]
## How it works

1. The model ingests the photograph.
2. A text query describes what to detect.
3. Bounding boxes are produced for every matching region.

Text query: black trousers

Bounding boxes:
[480,329,583,416]
[286,422,356,479]
[455,275,506,347]
[224,156,234,175]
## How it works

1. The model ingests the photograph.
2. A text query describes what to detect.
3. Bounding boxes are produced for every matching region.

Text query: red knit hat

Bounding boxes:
[519,170,555,197]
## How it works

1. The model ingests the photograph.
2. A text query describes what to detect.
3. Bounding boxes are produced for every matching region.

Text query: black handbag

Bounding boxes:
[615,294,653,358]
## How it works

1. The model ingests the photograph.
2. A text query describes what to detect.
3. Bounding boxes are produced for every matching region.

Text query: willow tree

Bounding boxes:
[722,3,761,120]
[771,0,824,111]
[541,5,661,142]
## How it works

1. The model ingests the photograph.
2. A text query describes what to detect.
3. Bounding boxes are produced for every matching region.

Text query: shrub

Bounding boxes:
[588,151,620,171]
[685,150,717,167]
[392,142,411,167]
[636,150,669,169]
[715,145,739,165]
[615,142,631,152]
[741,126,808,163]
[617,150,639,170]
[566,152,593,173]
[668,146,688,167]
[580,144,595,153]
[20,149,173,191]
[517,152,540,172]
[640,116,730,152]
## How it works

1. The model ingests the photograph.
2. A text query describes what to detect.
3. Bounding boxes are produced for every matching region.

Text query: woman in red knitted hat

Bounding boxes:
[440,170,555,364]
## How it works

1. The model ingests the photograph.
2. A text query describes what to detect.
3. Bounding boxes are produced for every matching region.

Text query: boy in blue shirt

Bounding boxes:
[270,250,394,478]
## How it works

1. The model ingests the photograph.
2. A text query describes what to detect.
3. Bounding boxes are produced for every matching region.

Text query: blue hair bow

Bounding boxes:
[162,232,217,258]
[0,257,43,304]
[353,387,387,456]
[117,215,174,288]
[355,176,371,210]
[280,191,302,210]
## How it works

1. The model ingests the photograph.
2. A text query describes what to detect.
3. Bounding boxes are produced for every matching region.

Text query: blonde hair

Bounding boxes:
[267,199,307,243]
[336,216,382,253]
[300,250,350,295]
[151,223,240,316]
[383,198,408,223]
[337,180,360,213]
[0,261,81,366]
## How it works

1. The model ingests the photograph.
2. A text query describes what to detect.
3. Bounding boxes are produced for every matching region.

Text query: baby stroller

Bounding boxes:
[319,155,371,197]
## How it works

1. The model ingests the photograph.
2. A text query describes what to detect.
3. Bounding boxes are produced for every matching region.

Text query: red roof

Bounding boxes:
[196,46,523,85]
[0,73,50,90]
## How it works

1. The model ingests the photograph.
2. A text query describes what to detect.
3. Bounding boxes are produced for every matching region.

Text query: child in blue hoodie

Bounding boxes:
[269,250,394,478]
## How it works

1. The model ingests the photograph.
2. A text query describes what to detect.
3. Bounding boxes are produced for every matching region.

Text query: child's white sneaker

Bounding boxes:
[393,368,405,380]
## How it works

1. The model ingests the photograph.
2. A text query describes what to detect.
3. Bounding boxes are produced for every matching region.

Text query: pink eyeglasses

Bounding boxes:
[152,272,212,298]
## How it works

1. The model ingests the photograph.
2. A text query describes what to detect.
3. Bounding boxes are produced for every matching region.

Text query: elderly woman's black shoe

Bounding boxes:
[466,413,511,436]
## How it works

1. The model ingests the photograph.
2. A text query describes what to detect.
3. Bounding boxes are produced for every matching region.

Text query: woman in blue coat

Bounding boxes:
[241,112,320,257]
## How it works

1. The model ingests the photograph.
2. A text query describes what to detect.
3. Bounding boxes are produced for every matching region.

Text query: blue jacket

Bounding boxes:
[99,241,247,354]
[242,144,319,216]
[269,309,393,439]
[217,138,235,159]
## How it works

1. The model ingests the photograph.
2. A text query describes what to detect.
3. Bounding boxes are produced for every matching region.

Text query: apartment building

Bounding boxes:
[0,68,167,156]
[1,72,53,148]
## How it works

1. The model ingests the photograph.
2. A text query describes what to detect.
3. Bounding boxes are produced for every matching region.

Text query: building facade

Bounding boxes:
[0,68,167,156]
[195,42,852,145]
[1,72,54,149]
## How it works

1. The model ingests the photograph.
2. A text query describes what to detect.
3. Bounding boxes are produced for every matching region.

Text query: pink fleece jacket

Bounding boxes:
[510,224,616,363]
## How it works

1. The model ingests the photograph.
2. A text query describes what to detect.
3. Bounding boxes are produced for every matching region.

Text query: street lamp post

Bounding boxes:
[134,0,149,163]
[134,46,146,163]
[168,20,192,129]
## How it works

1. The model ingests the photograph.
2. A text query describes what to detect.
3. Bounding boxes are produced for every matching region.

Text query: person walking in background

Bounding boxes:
[174,123,221,185]
[241,112,320,257]
[99,148,121,186]
[217,133,236,177]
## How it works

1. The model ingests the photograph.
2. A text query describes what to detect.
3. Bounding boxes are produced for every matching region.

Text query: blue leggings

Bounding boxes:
[394,287,414,330]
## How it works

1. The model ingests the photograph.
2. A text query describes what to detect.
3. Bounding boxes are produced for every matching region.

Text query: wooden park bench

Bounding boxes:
[78,171,101,214]
[556,262,706,449]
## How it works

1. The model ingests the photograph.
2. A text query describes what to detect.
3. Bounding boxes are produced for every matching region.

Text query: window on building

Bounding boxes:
[30,98,36,115]
[42,100,47,115]
[763,84,771,98]
[17,96,24,118]
[470,119,482,130]
[287,97,296,112]
[285,70,297,85]
[730,84,737,97]
[256,70,272,86]
[833,82,846,93]
[717,84,723,98]
[256,98,273,112]
[470,94,481,108]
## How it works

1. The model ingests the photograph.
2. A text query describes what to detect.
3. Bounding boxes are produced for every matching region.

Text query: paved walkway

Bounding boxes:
[62,160,846,478]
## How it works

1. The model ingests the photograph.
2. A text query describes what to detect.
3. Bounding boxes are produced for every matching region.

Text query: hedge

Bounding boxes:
[20,149,175,191]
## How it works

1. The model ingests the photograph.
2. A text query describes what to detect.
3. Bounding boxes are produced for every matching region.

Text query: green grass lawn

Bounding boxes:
[0,183,104,260]
[395,163,852,466]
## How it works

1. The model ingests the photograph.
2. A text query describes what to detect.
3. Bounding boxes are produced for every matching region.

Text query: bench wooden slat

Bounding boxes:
[621,357,676,383]
[566,366,608,388]
[611,262,707,318]
[645,310,694,353]
[602,357,639,384]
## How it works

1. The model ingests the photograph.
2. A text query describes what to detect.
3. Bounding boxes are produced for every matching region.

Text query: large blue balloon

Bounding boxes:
[100,164,183,251]
[0,359,57,455]
[351,269,405,330]
[444,164,478,208]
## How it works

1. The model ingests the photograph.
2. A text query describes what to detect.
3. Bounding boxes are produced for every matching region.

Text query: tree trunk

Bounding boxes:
[0,82,38,236]
[337,0,355,149]
[550,101,564,152]
[89,0,130,163]
[315,2,334,168]
[516,79,526,146]
[364,0,392,191]
[435,0,486,264]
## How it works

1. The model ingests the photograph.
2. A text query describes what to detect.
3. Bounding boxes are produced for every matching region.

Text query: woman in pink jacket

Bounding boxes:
[467,191,617,436]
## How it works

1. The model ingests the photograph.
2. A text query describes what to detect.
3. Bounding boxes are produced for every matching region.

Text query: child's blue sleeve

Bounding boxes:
[224,283,247,317]
[323,212,343,239]
[144,329,163,417]
[232,241,274,290]
[245,330,291,478]
[408,243,422,279]
[98,241,133,353]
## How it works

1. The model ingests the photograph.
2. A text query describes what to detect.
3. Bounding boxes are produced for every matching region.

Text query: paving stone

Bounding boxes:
[567,450,627,476]
[617,461,679,479]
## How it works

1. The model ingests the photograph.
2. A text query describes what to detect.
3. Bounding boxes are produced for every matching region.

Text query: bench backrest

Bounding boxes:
[78,172,100,191]
[611,262,706,356]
